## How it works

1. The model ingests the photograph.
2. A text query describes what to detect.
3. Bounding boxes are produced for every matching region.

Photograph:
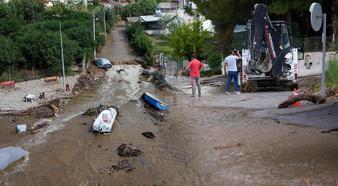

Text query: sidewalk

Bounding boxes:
[166,74,338,129]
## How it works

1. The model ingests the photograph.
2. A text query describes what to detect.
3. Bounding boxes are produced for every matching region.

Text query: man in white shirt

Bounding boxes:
[224,49,241,95]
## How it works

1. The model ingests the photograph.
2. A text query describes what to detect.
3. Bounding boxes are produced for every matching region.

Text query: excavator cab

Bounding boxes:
[241,4,298,90]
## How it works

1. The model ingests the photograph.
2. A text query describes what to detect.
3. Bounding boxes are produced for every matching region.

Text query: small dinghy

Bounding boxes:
[92,108,117,133]
[143,92,169,111]
[0,147,27,171]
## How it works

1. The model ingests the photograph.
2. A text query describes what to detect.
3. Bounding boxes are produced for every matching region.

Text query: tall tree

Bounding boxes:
[168,20,211,60]
[10,0,45,23]
[0,35,25,75]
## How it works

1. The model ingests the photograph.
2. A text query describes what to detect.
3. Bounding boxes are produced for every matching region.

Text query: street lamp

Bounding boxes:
[92,11,99,59]
[102,6,107,39]
[53,14,66,92]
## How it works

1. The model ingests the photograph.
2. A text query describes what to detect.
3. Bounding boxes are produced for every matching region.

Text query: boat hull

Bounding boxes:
[92,108,117,133]
[143,92,169,111]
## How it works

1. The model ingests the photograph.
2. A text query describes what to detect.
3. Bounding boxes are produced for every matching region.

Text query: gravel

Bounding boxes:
[0,76,78,112]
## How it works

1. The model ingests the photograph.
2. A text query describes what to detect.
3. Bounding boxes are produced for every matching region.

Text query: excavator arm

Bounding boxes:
[250,4,290,78]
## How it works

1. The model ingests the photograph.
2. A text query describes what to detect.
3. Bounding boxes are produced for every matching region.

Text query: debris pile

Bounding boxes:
[140,70,173,91]
[117,144,141,157]
[278,94,326,108]
[111,59,139,65]
[27,120,51,134]
[107,159,134,173]
[72,66,106,95]
[83,104,119,116]
[19,98,65,118]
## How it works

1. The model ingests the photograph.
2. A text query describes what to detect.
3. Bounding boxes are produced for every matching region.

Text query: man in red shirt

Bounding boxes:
[187,54,204,97]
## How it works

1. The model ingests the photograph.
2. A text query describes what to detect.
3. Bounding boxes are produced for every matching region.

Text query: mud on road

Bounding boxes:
[1,22,338,185]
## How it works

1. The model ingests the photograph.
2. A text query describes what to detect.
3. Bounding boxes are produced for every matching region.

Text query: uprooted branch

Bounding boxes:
[278,94,326,109]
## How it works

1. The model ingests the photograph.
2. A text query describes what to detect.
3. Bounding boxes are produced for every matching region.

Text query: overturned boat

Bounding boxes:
[92,108,117,133]
[0,147,27,171]
[143,92,169,111]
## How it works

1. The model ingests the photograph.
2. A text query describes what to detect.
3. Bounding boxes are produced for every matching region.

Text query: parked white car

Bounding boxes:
[94,58,112,70]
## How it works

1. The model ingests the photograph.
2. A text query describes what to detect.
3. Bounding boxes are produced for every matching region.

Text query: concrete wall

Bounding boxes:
[298,52,337,77]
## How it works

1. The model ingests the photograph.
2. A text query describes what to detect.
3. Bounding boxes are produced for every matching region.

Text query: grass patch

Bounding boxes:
[326,58,338,85]
[149,35,173,56]
[312,58,338,95]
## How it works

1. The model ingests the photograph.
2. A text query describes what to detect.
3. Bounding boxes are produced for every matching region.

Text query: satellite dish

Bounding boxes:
[309,3,323,31]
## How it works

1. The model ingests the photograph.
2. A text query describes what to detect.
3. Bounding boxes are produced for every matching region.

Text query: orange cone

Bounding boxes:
[292,88,301,107]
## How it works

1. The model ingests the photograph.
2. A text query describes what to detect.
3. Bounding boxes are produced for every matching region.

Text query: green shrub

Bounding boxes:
[326,58,338,85]
[125,22,154,66]
[207,52,223,73]
[120,0,157,18]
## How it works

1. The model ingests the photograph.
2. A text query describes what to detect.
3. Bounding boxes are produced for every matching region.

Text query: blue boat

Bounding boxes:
[143,92,169,111]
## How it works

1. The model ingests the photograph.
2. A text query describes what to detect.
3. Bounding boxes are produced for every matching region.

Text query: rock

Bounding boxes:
[110,159,134,172]
[142,132,156,139]
[117,144,141,157]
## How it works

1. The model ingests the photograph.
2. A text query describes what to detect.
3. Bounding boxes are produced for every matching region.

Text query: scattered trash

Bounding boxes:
[27,120,50,133]
[117,69,126,73]
[39,92,46,99]
[0,80,16,87]
[273,118,280,123]
[214,143,242,150]
[44,76,57,82]
[0,147,27,171]
[147,109,166,122]
[321,128,338,133]
[140,70,174,91]
[129,99,138,103]
[142,132,156,139]
[23,94,36,102]
[117,144,141,157]
[107,159,134,173]
[16,124,27,134]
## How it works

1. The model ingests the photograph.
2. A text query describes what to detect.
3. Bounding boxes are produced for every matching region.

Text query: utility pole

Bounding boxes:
[103,6,107,39]
[321,13,327,97]
[54,14,66,92]
[93,11,96,59]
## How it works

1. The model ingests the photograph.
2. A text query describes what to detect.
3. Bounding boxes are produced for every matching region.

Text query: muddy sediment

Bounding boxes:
[72,65,106,95]
[117,144,142,157]
[2,22,338,186]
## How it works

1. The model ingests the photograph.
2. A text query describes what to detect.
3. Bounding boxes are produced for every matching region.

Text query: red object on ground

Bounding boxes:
[0,81,16,87]
[291,88,301,107]
[44,76,58,82]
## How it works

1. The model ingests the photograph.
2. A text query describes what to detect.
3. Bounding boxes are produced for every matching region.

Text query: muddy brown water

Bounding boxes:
[1,24,338,185]
[0,65,200,185]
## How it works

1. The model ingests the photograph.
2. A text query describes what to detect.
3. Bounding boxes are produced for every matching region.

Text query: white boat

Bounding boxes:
[92,108,117,133]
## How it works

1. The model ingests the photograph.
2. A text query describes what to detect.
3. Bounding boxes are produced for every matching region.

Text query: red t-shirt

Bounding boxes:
[187,59,203,77]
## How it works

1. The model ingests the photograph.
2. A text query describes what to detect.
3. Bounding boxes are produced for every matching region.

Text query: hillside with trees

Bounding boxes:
[0,0,116,81]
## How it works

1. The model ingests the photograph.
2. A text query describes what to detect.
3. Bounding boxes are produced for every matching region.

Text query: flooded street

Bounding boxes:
[1,23,338,185]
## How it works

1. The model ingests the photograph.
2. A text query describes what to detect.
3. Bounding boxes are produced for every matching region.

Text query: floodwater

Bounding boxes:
[0,65,200,185]
[1,23,338,185]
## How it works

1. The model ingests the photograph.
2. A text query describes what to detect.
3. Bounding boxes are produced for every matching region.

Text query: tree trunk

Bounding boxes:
[278,94,326,109]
